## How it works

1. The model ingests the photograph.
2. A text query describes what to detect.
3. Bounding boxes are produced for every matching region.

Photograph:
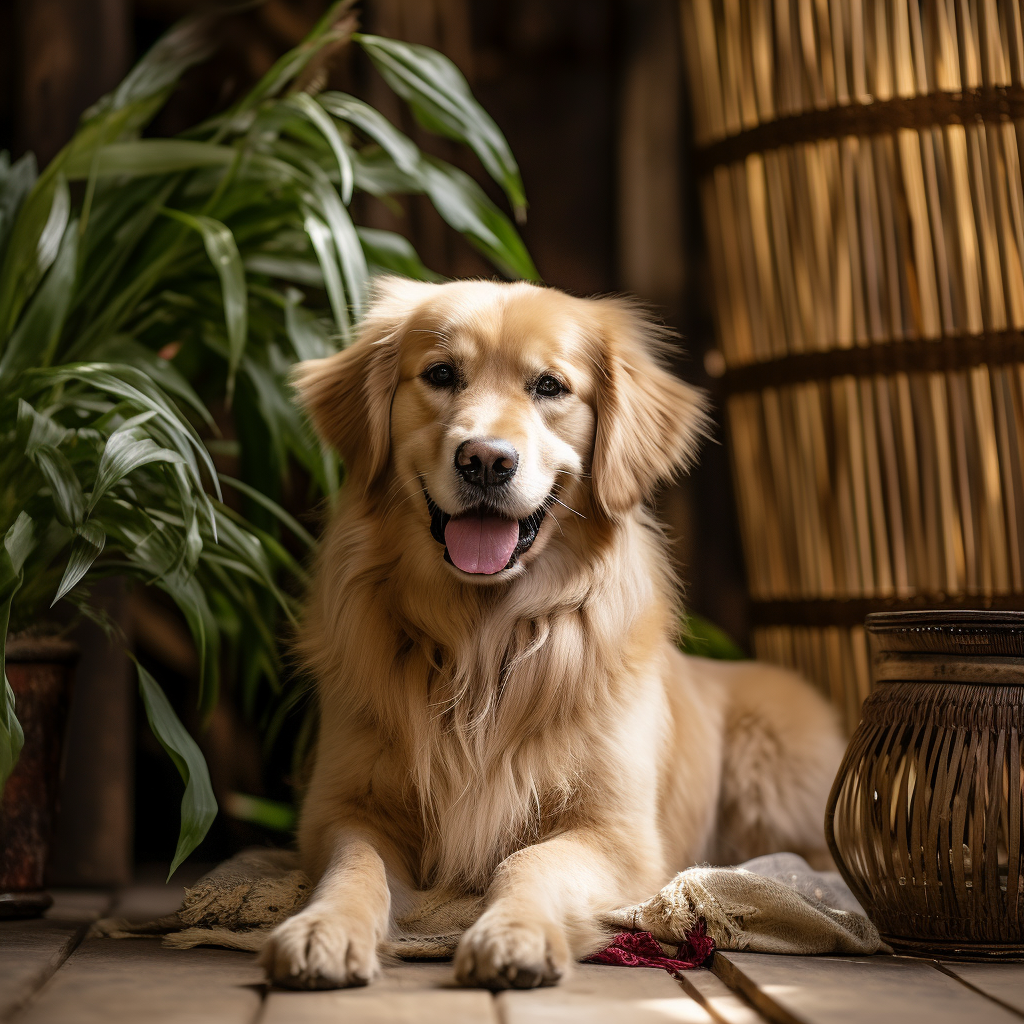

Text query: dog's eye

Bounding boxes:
[534,374,564,398]
[425,363,456,387]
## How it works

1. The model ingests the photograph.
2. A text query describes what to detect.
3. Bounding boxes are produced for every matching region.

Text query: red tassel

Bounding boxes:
[585,921,714,974]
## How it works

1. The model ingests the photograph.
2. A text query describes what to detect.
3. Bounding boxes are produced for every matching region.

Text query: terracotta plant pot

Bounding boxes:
[0,637,77,919]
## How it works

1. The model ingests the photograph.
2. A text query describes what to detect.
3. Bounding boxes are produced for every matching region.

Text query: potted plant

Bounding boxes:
[0,0,535,904]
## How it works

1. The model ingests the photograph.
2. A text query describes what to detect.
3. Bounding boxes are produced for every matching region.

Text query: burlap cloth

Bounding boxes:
[94,848,887,958]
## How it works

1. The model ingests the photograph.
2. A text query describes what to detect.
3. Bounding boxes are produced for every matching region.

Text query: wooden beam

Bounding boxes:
[48,580,134,887]
[14,0,131,165]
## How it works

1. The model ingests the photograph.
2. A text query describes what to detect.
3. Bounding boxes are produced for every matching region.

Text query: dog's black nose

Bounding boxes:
[455,438,519,488]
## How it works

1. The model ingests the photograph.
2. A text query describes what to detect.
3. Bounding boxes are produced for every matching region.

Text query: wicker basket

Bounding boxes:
[826,610,1023,959]
[681,0,1024,731]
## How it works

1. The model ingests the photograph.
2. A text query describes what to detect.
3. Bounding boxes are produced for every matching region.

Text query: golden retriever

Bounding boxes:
[259,278,845,990]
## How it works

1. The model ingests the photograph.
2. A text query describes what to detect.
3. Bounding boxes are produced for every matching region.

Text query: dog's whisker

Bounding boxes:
[378,488,404,517]
[377,478,423,521]
[382,490,419,520]
[544,507,564,537]
[376,476,407,510]
[550,496,585,519]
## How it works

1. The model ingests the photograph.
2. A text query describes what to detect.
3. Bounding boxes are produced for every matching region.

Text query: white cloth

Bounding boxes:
[603,853,888,956]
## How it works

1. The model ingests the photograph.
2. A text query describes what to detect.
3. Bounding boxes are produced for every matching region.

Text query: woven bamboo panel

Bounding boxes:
[681,0,1024,732]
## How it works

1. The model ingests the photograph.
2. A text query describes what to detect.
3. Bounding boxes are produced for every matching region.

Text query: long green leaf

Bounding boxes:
[156,569,219,715]
[224,792,295,832]
[283,288,333,360]
[91,429,186,511]
[0,218,78,381]
[226,0,356,118]
[32,445,86,528]
[350,147,423,197]
[214,504,308,582]
[219,474,315,549]
[7,93,174,338]
[30,179,70,286]
[0,175,70,340]
[341,140,534,280]
[17,399,68,453]
[357,226,441,281]
[297,160,367,320]
[303,210,348,337]
[677,613,747,660]
[136,660,217,878]
[420,157,537,280]
[0,11,213,341]
[244,255,324,288]
[64,140,236,180]
[355,33,527,221]
[318,93,530,278]
[160,210,247,400]
[318,93,422,176]
[0,152,37,258]
[87,13,216,121]
[73,177,179,330]
[285,95,354,204]
[0,514,35,797]
[22,364,218,499]
[91,336,214,428]
[52,521,105,605]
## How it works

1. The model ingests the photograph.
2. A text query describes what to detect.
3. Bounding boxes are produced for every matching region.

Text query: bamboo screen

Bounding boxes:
[680,0,1024,732]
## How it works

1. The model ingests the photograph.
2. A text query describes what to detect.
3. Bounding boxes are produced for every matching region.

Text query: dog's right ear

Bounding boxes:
[590,298,709,517]
[292,277,437,489]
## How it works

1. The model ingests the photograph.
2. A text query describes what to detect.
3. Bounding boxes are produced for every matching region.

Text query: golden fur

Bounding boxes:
[259,278,845,990]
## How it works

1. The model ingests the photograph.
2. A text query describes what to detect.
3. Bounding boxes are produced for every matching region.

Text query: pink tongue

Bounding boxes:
[444,513,520,574]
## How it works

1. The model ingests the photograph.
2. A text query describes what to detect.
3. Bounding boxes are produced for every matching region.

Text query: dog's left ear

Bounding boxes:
[590,299,709,516]
[292,277,437,490]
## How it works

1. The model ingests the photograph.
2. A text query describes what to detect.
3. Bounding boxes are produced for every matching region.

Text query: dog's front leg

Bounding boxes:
[259,828,390,989]
[455,830,637,990]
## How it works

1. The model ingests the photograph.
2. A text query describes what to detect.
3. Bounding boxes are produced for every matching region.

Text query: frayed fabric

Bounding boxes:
[602,853,889,956]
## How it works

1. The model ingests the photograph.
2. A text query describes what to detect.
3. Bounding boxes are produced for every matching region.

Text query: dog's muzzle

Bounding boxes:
[423,488,552,575]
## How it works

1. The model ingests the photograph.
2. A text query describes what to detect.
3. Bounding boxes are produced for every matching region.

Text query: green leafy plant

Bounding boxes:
[677,614,746,661]
[0,1,535,873]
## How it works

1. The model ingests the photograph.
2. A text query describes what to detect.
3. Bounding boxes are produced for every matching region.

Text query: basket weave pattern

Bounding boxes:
[682,0,1024,730]
[828,680,1023,949]
[826,613,1024,955]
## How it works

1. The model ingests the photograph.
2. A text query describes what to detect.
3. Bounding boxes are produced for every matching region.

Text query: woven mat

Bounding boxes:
[95,849,888,959]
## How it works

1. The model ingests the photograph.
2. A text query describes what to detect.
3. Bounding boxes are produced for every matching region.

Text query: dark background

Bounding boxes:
[1,0,748,875]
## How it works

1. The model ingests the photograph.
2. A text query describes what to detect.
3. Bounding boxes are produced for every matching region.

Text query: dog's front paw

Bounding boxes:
[259,907,381,989]
[454,911,569,990]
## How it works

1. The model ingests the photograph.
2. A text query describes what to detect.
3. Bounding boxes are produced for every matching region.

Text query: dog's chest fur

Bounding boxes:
[354,617,602,891]
[302,508,673,894]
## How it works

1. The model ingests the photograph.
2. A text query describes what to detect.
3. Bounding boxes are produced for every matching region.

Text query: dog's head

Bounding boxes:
[294,278,707,581]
